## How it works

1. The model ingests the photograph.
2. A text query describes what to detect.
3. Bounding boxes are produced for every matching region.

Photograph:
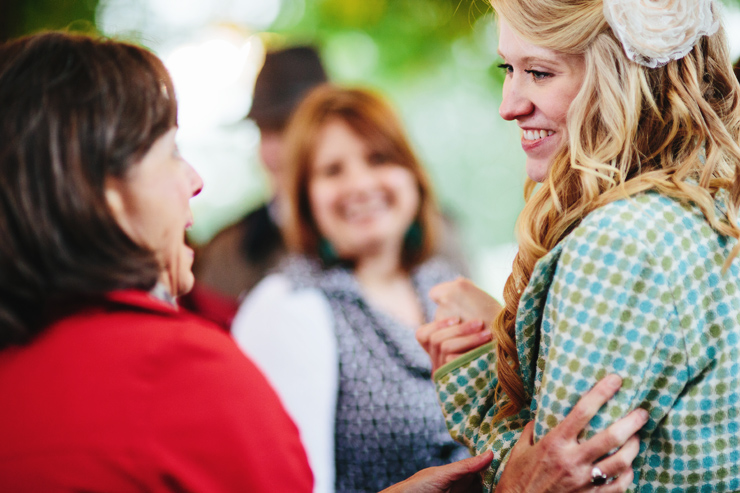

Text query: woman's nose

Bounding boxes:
[344,161,378,192]
[499,79,534,121]
[189,164,204,198]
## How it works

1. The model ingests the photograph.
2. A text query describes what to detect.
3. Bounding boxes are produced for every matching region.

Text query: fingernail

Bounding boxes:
[635,408,649,422]
[443,317,460,326]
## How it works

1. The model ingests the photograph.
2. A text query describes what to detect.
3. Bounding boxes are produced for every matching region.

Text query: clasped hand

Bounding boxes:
[416,277,502,372]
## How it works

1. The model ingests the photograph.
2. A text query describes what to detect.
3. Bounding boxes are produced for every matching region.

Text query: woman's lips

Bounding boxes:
[520,129,557,154]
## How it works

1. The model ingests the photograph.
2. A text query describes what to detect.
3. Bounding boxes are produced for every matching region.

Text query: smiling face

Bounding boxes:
[105,127,203,297]
[308,118,420,262]
[497,20,586,182]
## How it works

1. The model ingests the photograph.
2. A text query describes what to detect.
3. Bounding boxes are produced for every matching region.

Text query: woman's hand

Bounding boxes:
[430,278,502,325]
[381,375,645,493]
[497,374,648,493]
[379,451,493,493]
[416,317,492,373]
[417,278,500,373]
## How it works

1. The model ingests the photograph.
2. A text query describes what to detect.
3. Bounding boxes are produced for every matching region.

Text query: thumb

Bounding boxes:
[520,421,535,445]
[507,421,535,465]
[445,451,494,479]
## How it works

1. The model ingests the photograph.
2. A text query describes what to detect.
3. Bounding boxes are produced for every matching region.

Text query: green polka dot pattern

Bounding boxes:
[434,191,740,492]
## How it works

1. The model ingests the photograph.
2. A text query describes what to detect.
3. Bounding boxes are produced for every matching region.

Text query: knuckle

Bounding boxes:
[429,282,450,299]
[613,454,631,471]
[612,469,634,490]
[440,340,454,353]
[463,320,479,333]
[537,436,557,455]
[451,278,466,290]
[568,405,589,423]
[603,427,621,447]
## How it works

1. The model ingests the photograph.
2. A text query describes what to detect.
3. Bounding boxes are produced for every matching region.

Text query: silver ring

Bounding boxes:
[591,465,608,486]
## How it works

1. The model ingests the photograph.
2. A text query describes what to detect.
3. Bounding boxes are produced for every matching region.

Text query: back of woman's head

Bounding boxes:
[490,0,740,418]
[0,32,177,346]
[281,84,438,270]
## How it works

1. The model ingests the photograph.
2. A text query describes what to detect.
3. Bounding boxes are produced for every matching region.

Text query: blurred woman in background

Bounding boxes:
[232,85,490,492]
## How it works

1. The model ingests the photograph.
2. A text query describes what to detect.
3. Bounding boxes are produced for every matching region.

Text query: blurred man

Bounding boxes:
[182,47,328,324]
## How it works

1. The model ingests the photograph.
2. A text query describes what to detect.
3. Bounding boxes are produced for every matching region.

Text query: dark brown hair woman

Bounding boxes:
[0,31,313,491]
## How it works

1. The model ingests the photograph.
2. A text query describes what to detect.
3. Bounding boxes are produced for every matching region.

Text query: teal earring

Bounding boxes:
[318,237,339,266]
[403,220,423,253]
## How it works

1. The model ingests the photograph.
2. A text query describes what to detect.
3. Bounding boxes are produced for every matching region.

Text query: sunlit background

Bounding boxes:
[4,0,740,298]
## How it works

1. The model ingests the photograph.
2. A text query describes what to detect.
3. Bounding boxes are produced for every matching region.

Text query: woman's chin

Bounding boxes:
[174,270,195,298]
[334,237,405,263]
[525,158,552,183]
[159,260,195,299]
[172,244,196,297]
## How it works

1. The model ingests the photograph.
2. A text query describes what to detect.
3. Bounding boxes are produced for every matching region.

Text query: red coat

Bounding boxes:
[0,290,313,492]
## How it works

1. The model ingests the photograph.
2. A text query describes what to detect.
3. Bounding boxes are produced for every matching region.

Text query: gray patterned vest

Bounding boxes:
[282,256,469,493]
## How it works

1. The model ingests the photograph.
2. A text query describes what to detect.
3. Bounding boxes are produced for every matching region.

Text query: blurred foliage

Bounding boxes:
[0,0,501,84]
[0,0,99,41]
[7,0,740,283]
[272,0,495,76]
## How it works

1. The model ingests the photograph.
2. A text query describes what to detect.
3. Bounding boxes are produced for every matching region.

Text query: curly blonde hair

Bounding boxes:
[491,0,740,419]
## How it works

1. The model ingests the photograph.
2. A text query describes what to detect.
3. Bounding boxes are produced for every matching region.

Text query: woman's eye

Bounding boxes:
[319,163,342,177]
[525,69,552,81]
[497,63,513,75]
[368,152,388,166]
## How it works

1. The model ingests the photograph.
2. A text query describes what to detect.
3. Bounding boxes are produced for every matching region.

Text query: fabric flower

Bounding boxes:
[603,0,720,68]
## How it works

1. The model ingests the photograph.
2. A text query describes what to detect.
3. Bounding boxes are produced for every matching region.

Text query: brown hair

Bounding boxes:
[281,84,438,270]
[0,32,178,347]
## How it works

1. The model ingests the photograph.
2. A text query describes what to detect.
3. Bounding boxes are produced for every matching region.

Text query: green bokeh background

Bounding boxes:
[1,0,519,261]
[4,0,738,291]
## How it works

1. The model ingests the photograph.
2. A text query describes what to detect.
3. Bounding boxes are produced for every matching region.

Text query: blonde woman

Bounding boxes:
[427,0,740,491]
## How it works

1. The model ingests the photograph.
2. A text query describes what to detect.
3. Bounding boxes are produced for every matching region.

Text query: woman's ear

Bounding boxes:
[104,177,134,239]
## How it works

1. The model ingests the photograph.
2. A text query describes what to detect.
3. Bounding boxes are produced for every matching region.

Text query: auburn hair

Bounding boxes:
[281,84,439,271]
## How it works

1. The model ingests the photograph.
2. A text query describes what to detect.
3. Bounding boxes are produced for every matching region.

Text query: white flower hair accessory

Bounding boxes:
[603,0,720,68]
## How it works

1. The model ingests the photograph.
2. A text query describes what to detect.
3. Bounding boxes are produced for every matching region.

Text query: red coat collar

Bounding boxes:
[43,290,180,327]
[102,289,180,315]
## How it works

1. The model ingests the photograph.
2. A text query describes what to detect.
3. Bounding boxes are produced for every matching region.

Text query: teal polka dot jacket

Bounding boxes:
[434,191,740,492]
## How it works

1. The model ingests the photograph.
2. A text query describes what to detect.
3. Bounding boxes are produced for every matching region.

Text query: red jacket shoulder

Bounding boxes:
[0,290,313,493]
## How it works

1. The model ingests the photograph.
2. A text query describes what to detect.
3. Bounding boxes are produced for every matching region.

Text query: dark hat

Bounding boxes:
[247,46,328,129]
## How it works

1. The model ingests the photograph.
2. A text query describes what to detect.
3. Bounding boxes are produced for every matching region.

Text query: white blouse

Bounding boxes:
[231,274,338,493]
